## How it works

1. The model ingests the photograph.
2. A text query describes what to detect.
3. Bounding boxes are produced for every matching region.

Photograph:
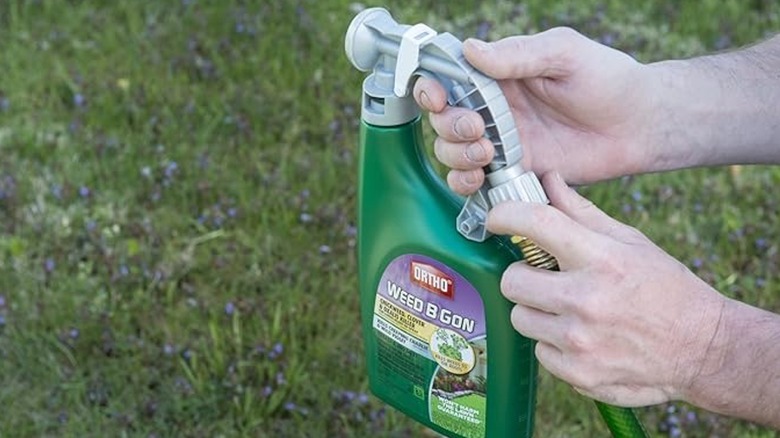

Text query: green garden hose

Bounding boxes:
[512,236,650,438]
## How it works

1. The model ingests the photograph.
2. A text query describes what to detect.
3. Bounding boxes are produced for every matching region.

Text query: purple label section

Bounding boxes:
[377,254,485,340]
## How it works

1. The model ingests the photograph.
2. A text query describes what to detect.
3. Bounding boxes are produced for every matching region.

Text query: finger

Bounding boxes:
[542,172,623,236]
[463,27,583,80]
[501,261,570,314]
[534,342,577,386]
[486,200,603,268]
[429,107,485,142]
[434,136,495,170]
[413,77,448,113]
[509,304,563,347]
[446,169,484,196]
[542,172,647,243]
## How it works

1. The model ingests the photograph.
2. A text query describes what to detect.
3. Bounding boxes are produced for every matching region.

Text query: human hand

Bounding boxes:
[487,172,726,407]
[414,28,658,195]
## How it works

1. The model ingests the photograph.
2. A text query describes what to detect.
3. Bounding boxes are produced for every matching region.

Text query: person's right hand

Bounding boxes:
[413,27,658,195]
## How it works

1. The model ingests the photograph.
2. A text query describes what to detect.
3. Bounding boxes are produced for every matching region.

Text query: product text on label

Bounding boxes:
[386,281,474,333]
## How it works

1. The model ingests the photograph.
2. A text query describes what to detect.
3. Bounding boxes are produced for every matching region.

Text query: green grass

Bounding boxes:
[0,0,778,436]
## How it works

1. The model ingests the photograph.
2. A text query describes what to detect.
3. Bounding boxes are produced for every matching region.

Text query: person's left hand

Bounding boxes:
[488,172,726,407]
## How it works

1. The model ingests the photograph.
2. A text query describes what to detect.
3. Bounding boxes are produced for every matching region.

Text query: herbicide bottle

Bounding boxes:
[346,8,648,438]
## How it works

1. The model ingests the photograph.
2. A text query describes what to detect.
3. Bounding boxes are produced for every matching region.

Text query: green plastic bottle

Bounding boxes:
[348,8,540,437]
[358,118,538,438]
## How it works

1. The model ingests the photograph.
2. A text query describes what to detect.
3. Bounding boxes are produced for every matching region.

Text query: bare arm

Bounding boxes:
[647,35,780,172]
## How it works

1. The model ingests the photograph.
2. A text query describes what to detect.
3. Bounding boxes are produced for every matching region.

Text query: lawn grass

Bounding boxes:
[0,0,778,436]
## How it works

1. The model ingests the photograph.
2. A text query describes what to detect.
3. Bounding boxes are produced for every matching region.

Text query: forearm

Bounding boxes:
[683,297,780,428]
[643,34,780,172]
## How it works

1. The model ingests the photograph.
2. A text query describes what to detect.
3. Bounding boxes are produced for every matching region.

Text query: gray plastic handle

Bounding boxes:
[345,8,548,242]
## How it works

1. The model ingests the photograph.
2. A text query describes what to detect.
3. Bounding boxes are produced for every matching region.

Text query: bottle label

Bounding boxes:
[373,254,487,438]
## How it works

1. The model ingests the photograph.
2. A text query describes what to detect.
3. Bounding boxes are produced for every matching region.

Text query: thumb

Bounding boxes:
[463,27,583,80]
[542,172,623,236]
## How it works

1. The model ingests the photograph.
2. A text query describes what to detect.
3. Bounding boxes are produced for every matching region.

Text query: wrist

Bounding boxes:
[681,297,780,427]
[675,293,731,404]
[639,59,707,173]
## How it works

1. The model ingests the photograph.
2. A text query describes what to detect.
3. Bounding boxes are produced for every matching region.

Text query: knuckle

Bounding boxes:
[561,327,590,353]
[575,292,603,322]
[526,203,553,231]
[568,370,598,392]
[547,26,579,39]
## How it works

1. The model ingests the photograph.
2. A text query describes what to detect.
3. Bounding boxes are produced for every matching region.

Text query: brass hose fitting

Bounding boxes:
[511,236,558,270]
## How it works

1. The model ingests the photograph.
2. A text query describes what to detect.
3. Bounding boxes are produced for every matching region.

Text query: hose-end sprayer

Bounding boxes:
[345,7,549,244]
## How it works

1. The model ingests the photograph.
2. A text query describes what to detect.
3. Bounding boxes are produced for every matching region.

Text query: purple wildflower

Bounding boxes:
[69,328,80,339]
[79,186,90,198]
[85,219,97,232]
[224,301,235,316]
[163,343,175,356]
[357,393,369,404]
[227,207,237,218]
[73,93,86,108]
[261,386,272,397]
[631,190,642,202]
[299,213,313,223]
[692,258,703,269]
[284,401,296,411]
[0,97,9,112]
[0,295,5,308]
[755,238,769,249]
[119,265,129,277]
[276,372,286,385]
[268,342,283,359]
[44,258,56,273]
[164,161,178,178]
[0,315,5,327]
[319,245,332,255]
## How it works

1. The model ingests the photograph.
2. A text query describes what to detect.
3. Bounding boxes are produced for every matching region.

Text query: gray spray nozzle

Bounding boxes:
[346,8,548,242]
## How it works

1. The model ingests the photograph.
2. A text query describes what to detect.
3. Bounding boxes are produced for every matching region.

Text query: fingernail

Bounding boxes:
[454,116,476,139]
[466,142,486,163]
[419,90,432,110]
[462,171,479,186]
[466,38,491,52]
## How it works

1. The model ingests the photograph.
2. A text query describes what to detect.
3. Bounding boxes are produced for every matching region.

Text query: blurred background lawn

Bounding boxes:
[0,0,778,436]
